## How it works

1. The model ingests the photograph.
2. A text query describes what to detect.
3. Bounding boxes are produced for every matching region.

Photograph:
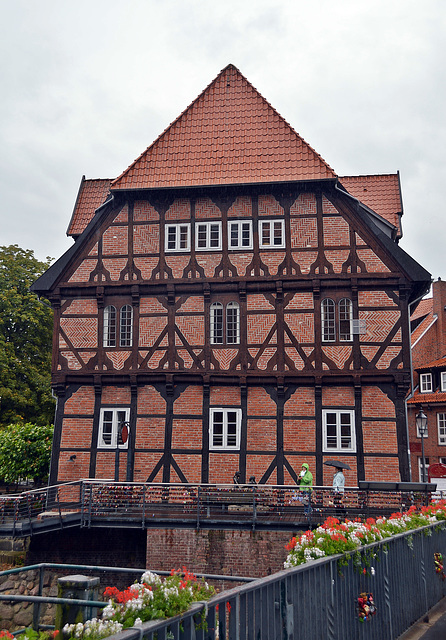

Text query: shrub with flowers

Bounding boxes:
[63,568,215,639]
[284,500,446,568]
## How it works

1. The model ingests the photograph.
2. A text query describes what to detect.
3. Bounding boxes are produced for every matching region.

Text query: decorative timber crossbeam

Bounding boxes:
[0,480,437,538]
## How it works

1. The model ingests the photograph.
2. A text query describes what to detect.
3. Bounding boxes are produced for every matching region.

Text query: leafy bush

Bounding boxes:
[0,422,53,484]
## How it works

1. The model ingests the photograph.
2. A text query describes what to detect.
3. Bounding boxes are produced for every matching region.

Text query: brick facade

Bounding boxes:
[408,279,446,480]
[32,66,431,496]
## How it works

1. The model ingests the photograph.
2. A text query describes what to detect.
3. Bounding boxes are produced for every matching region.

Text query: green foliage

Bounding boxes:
[0,244,54,427]
[0,422,53,484]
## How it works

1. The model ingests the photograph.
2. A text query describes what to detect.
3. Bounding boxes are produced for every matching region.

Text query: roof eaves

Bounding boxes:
[66,175,86,237]
[31,196,116,296]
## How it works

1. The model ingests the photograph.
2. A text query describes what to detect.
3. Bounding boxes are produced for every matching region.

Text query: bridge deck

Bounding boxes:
[0,480,435,537]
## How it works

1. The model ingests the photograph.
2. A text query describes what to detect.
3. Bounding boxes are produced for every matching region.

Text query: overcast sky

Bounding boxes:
[1,0,444,286]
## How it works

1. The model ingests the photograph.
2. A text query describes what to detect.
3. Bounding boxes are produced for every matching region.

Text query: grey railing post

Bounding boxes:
[55,574,100,635]
[32,563,45,630]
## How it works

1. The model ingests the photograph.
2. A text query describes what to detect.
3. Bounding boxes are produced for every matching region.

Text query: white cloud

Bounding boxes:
[0,0,444,278]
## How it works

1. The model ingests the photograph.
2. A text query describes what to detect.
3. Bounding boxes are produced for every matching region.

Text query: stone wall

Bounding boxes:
[0,568,58,632]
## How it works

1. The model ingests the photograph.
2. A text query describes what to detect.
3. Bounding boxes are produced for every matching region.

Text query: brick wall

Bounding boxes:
[146,528,292,578]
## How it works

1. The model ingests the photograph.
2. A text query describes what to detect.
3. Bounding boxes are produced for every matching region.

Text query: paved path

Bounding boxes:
[399,597,446,639]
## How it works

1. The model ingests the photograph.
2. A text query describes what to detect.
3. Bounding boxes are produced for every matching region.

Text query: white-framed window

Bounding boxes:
[438,413,446,444]
[441,372,446,391]
[259,219,285,249]
[165,223,190,252]
[228,220,253,250]
[103,305,117,347]
[339,298,353,342]
[420,373,433,393]
[439,458,446,465]
[98,408,130,449]
[418,457,429,482]
[104,304,133,347]
[209,408,241,450]
[120,305,133,347]
[322,410,356,452]
[210,302,240,345]
[195,222,222,250]
[321,299,336,342]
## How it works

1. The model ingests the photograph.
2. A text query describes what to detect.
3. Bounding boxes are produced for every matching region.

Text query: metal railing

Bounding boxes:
[0,480,436,536]
[0,562,255,635]
[98,520,446,640]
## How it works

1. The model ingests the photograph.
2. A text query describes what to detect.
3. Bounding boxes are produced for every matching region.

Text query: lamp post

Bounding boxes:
[416,409,428,483]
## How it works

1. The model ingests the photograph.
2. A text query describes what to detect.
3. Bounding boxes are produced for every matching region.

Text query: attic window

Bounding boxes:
[441,372,446,392]
[420,373,433,393]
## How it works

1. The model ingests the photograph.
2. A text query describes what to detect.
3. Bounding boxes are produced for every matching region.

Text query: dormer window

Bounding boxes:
[441,372,446,392]
[420,373,433,393]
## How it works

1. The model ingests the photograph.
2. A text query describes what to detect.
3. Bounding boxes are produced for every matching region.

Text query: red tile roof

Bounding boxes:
[407,391,446,404]
[67,177,111,237]
[411,312,436,347]
[417,356,446,371]
[339,174,402,237]
[111,64,337,191]
[411,297,433,322]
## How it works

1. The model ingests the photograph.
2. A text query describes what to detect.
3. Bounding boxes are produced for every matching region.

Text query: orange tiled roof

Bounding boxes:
[339,174,402,237]
[111,64,337,191]
[67,177,111,237]
[411,297,433,322]
[407,390,446,404]
[417,356,446,371]
[411,311,435,346]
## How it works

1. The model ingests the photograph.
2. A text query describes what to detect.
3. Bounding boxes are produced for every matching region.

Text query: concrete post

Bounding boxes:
[55,574,100,635]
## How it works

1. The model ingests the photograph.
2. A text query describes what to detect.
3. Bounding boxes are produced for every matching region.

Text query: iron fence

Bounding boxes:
[98,521,446,640]
[0,480,436,536]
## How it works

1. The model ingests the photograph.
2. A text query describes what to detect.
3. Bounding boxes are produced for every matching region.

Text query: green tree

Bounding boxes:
[0,423,54,484]
[0,245,55,427]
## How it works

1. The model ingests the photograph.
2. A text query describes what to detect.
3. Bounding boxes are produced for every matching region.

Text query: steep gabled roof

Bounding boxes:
[67,177,112,237]
[340,174,403,238]
[111,64,336,191]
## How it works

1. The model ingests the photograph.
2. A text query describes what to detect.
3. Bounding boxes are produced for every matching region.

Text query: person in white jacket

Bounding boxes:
[333,468,345,493]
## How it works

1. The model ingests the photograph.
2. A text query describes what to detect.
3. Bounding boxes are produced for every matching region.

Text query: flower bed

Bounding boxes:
[284,500,446,567]
[62,568,215,640]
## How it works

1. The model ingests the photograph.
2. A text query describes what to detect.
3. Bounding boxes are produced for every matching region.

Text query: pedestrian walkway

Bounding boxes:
[399,597,446,639]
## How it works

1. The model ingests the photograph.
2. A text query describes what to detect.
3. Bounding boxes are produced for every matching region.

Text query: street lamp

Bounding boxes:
[416,409,428,483]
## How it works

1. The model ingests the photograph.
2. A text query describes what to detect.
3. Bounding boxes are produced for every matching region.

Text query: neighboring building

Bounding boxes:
[31,64,431,488]
[407,279,446,480]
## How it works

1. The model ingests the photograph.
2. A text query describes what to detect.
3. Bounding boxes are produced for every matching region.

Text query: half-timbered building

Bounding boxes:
[32,64,431,488]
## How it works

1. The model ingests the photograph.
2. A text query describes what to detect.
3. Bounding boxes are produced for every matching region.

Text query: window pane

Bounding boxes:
[210,224,220,248]
[273,221,283,245]
[439,413,446,444]
[212,411,224,447]
[321,299,335,342]
[226,302,240,344]
[210,303,223,344]
[179,226,188,249]
[261,222,271,246]
[103,306,116,347]
[339,299,352,341]
[167,227,177,250]
[230,223,239,248]
[241,223,251,247]
[102,410,113,445]
[120,305,133,347]
[197,224,207,248]
[226,411,238,447]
